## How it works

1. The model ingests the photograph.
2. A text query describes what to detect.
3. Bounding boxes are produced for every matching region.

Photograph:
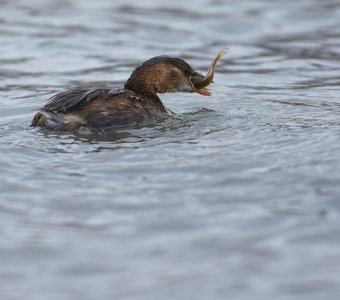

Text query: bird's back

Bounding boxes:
[31,88,167,132]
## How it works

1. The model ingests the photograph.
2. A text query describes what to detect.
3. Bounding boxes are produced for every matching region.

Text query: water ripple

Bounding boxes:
[1,1,340,299]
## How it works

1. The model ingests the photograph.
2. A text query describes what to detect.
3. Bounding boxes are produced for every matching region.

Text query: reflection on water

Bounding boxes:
[1,0,340,299]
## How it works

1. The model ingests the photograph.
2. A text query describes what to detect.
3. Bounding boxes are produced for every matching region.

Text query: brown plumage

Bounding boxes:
[31,51,225,133]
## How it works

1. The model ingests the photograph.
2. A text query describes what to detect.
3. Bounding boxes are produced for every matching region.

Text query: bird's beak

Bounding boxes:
[192,85,213,96]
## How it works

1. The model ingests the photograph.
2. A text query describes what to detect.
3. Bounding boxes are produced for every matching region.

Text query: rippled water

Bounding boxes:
[1,0,340,299]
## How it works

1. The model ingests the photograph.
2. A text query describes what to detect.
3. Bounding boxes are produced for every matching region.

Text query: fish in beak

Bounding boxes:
[190,49,227,96]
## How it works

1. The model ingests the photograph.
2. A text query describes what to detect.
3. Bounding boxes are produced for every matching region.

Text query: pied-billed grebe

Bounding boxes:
[31,50,225,132]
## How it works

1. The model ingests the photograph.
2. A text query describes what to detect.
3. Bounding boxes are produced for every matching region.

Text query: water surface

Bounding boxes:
[1,0,340,299]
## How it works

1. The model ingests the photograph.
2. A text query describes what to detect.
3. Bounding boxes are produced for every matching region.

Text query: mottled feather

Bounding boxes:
[44,88,112,113]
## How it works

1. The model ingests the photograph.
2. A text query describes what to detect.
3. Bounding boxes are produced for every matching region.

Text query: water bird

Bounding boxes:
[31,49,226,133]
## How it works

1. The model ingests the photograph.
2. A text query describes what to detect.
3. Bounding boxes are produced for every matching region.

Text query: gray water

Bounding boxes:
[1,0,340,299]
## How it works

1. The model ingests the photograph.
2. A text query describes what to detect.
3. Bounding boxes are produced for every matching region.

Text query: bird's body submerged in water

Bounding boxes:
[31,50,225,133]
